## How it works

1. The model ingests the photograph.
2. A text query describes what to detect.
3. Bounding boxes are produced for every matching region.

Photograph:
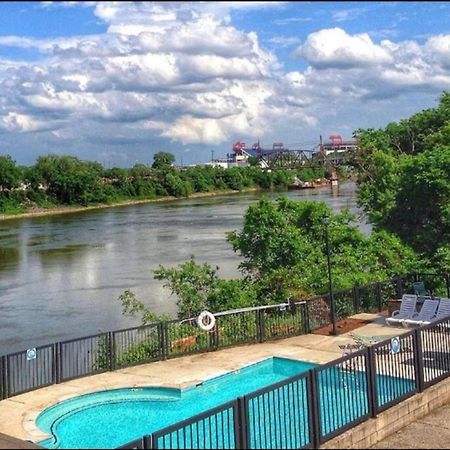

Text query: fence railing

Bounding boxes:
[0,273,448,403]
[121,314,450,449]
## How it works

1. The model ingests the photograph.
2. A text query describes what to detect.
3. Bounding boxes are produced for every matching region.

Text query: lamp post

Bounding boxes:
[324,216,338,336]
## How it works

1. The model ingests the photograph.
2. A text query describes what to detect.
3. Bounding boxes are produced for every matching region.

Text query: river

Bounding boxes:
[0,182,368,354]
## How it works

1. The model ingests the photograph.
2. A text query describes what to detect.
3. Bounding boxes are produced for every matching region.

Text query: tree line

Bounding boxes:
[0,151,326,215]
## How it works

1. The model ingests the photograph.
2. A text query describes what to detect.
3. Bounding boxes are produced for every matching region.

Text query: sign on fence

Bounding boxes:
[391,337,401,354]
[26,348,37,361]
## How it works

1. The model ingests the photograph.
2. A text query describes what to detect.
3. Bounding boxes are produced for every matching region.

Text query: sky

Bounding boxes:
[0,1,450,167]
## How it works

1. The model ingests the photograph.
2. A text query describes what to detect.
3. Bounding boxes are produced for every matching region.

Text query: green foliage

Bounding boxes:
[355,92,450,260]
[116,338,160,367]
[0,154,319,214]
[227,197,420,298]
[33,155,103,205]
[154,257,219,319]
[152,151,175,169]
[0,155,21,190]
[118,290,167,324]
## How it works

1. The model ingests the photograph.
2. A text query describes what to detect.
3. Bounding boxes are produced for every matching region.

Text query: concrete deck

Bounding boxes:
[0,313,405,446]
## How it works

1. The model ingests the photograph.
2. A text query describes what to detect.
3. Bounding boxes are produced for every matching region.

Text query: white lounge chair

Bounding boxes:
[386,294,418,326]
[423,297,450,325]
[403,297,440,327]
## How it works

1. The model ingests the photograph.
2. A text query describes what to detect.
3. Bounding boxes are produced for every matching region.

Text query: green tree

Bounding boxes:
[227,197,420,297]
[354,93,450,260]
[34,155,103,205]
[154,257,219,318]
[152,152,175,170]
[0,155,21,191]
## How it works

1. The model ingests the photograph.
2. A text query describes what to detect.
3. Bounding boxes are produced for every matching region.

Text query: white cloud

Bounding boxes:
[0,112,58,133]
[331,7,369,22]
[274,17,312,25]
[268,36,302,48]
[297,28,393,68]
[1,4,450,165]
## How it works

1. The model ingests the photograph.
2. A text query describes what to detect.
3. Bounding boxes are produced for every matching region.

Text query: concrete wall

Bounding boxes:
[321,377,450,449]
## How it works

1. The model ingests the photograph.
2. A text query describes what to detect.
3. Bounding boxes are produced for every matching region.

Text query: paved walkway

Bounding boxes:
[0,313,405,446]
[372,402,450,449]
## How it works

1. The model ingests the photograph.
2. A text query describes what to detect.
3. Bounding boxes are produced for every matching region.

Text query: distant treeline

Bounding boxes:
[0,151,327,214]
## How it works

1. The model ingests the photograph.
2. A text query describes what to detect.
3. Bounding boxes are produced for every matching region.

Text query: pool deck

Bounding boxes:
[0,313,406,445]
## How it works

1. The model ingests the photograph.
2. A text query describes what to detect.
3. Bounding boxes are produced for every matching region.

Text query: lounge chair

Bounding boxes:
[385,294,418,326]
[423,297,450,325]
[402,297,440,327]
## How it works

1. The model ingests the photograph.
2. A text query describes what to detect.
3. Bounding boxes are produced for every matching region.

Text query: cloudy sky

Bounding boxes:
[1,1,449,167]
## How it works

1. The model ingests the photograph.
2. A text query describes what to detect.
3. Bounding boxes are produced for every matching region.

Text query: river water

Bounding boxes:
[0,183,368,354]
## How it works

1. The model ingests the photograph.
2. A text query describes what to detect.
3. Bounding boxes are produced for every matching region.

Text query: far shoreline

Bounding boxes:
[0,187,262,222]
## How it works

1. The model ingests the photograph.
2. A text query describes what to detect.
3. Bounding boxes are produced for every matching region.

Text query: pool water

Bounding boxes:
[37,357,316,449]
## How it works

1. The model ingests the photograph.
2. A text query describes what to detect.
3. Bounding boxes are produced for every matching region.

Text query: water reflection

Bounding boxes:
[0,182,369,353]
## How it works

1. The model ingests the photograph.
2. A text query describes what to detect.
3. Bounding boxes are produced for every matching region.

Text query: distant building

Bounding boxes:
[321,135,358,155]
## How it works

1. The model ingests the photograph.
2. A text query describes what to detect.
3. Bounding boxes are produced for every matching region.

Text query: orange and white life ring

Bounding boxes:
[197,311,216,331]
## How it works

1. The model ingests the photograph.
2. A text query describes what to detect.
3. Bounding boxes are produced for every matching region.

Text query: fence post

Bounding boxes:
[353,287,359,314]
[395,276,403,298]
[210,321,220,351]
[143,435,153,449]
[56,341,63,384]
[234,397,248,449]
[159,323,168,361]
[367,346,378,418]
[304,301,311,334]
[256,309,265,343]
[109,332,116,371]
[376,282,382,312]
[309,368,321,448]
[0,355,6,400]
[413,329,425,393]
[53,342,61,384]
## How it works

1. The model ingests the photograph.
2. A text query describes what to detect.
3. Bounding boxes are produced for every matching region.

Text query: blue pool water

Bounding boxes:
[37,357,316,449]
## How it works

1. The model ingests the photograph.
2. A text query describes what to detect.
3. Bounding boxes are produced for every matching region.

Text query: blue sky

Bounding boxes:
[0,1,449,167]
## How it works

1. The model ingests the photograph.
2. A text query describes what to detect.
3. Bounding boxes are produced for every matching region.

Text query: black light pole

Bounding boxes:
[324,216,338,336]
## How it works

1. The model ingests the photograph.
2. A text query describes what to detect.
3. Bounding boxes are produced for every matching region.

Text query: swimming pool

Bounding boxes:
[37,357,317,449]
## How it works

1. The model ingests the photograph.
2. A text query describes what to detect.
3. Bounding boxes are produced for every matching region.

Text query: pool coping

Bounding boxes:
[23,353,321,445]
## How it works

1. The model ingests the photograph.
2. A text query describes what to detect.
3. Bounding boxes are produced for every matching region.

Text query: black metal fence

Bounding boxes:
[122,313,450,449]
[0,301,308,400]
[152,401,238,449]
[0,273,448,401]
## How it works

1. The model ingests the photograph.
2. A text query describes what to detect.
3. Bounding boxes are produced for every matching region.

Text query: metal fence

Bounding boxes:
[314,349,371,444]
[0,301,309,400]
[371,331,418,413]
[120,315,450,449]
[152,401,239,449]
[244,372,313,449]
[0,272,449,446]
[0,272,448,401]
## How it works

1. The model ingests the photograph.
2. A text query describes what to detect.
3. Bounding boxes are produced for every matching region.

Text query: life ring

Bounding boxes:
[197,311,216,331]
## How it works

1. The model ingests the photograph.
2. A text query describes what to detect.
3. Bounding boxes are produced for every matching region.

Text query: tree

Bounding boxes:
[0,155,21,191]
[227,197,420,297]
[152,152,175,170]
[34,155,103,205]
[154,257,219,319]
[354,93,450,260]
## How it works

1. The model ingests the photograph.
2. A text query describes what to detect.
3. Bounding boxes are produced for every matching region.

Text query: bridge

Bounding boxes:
[230,136,357,170]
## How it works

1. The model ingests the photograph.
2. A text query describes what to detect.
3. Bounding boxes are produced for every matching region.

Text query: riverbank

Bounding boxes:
[0,187,263,221]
